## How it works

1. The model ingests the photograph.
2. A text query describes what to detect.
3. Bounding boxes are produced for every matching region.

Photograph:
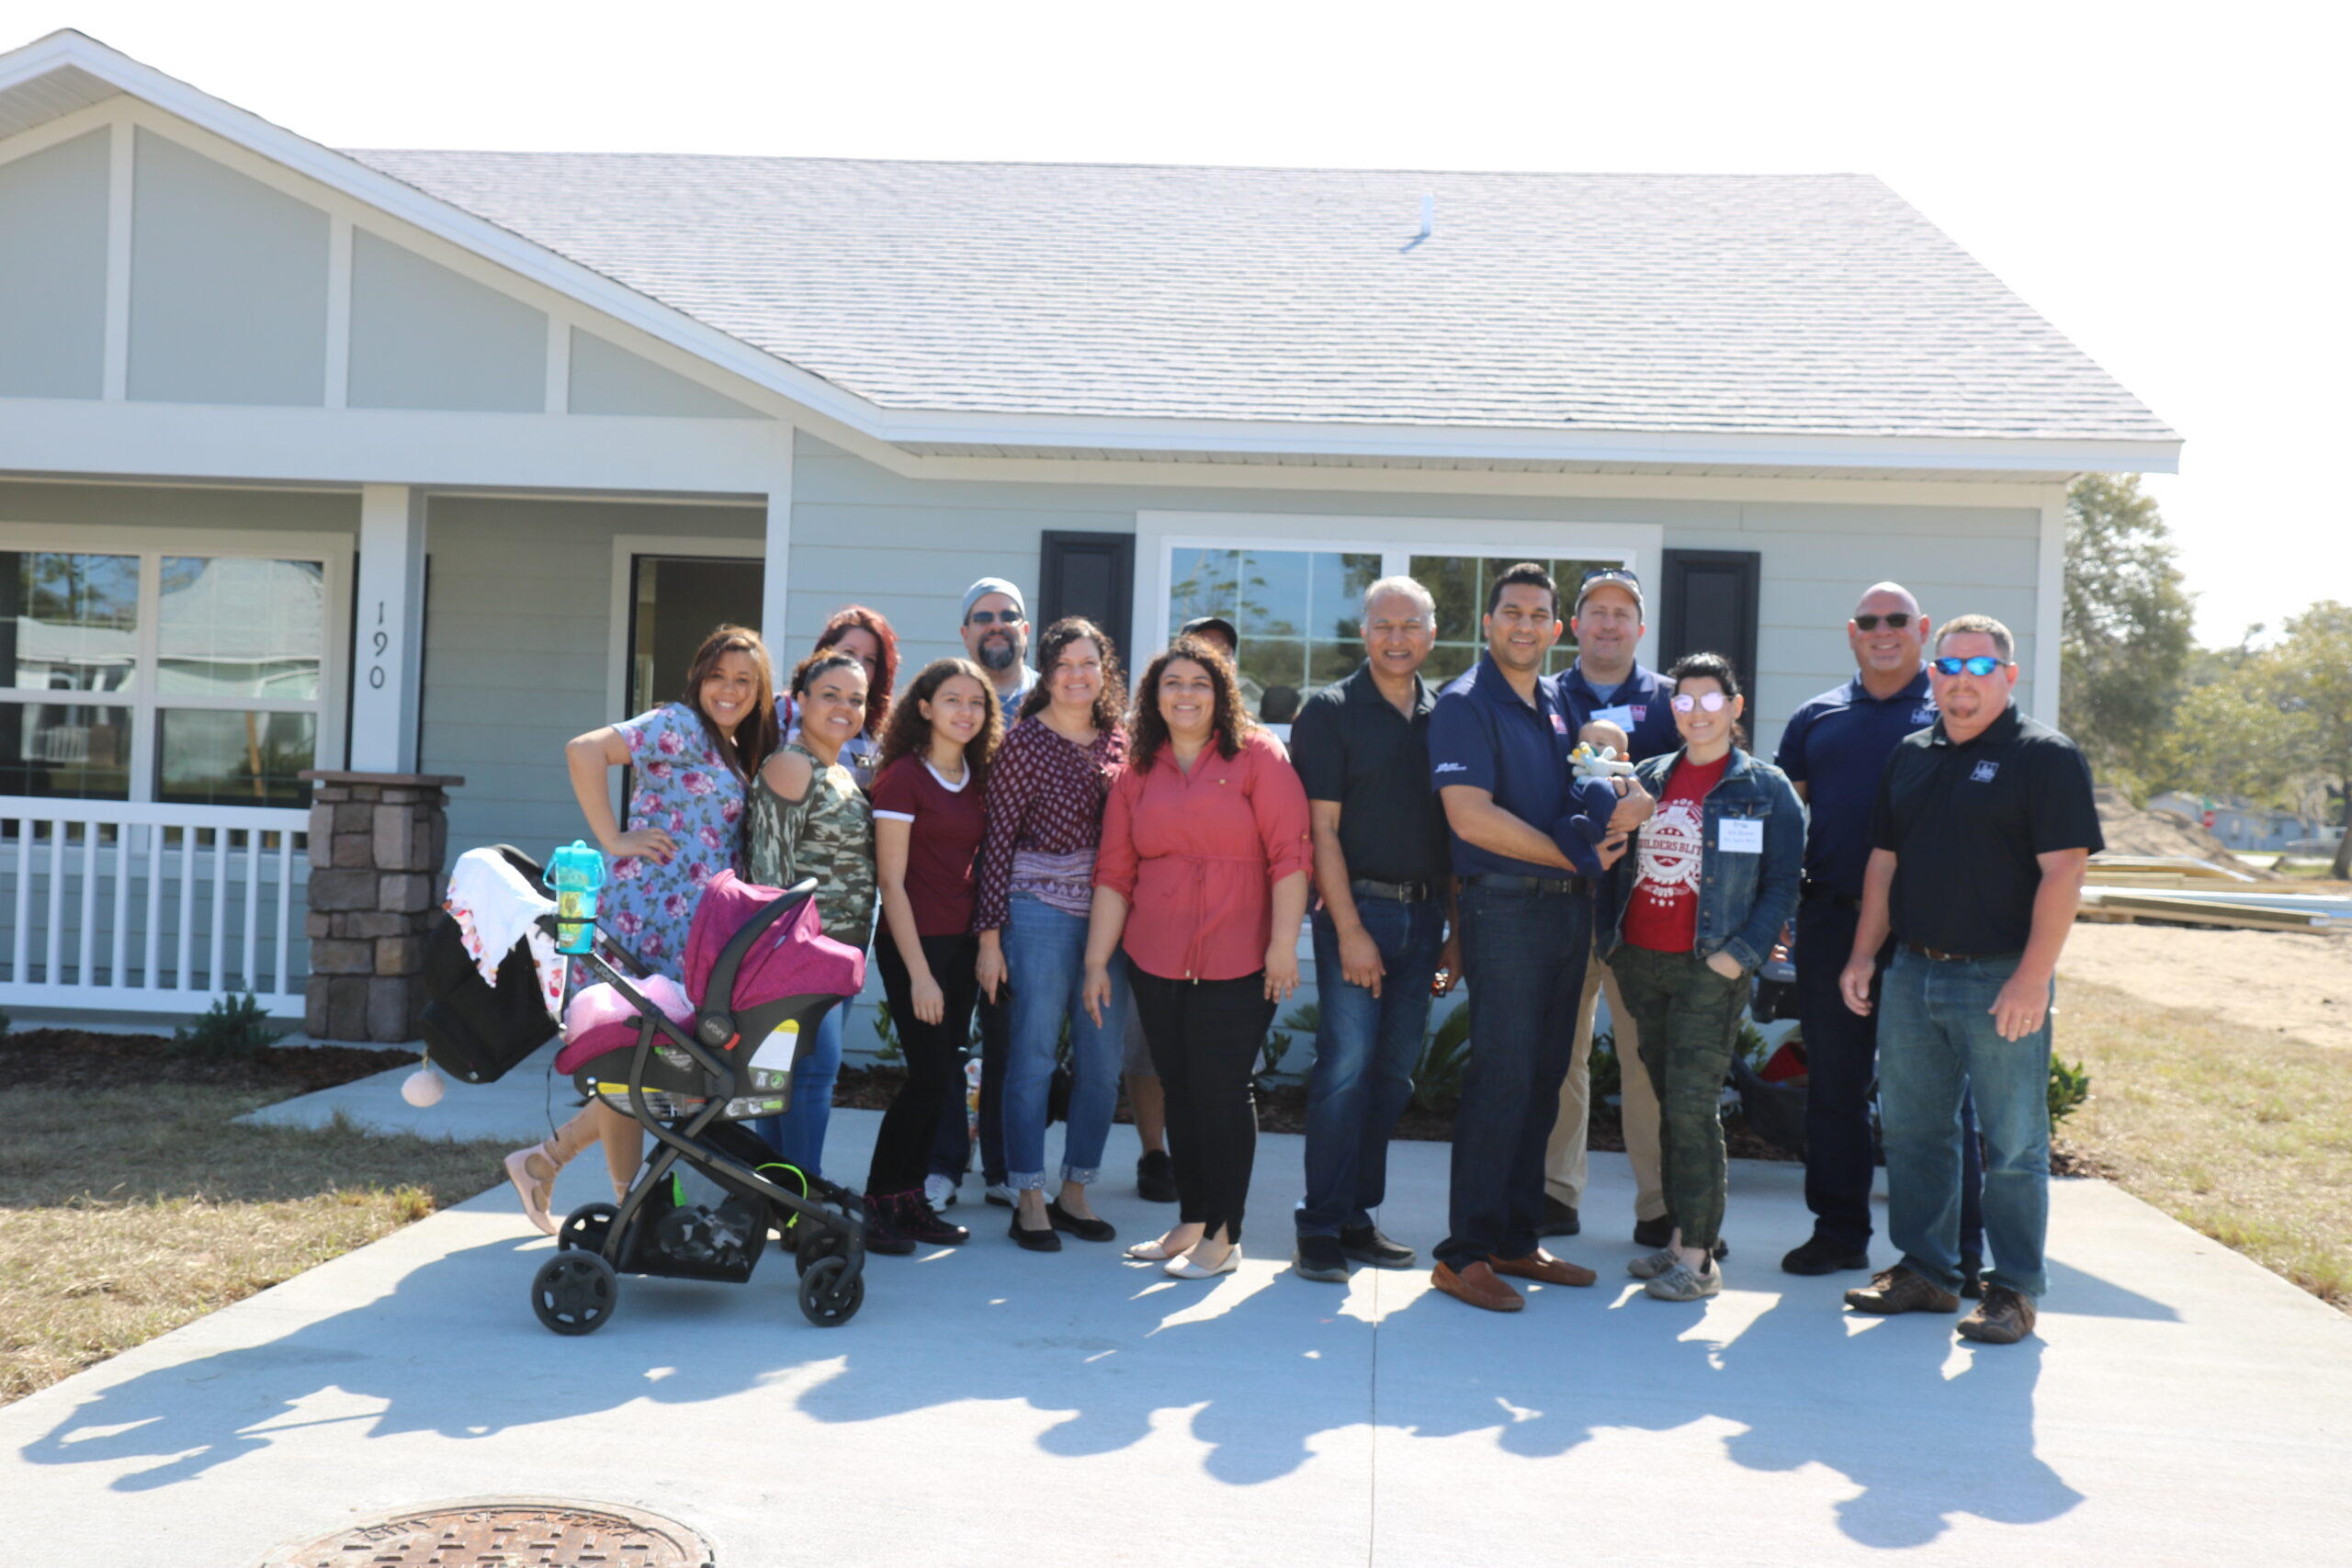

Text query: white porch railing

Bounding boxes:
[0,797,311,1019]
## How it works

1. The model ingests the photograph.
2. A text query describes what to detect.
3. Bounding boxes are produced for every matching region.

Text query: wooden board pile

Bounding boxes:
[2081,854,2352,931]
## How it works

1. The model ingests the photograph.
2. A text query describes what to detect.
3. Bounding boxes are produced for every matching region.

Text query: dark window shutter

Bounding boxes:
[1658,549,1761,694]
[1036,531,1136,669]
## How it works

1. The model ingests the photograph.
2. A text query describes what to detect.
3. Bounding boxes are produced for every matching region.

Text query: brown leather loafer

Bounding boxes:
[1956,1285,2038,1344]
[1432,1259,1524,1312]
[1843,1265,1961,1315]
[1489,1249,1598,1287]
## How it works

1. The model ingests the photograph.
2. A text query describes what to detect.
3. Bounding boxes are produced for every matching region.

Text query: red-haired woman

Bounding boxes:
[786,604,899,789]
[503,625,777,1235]
[1084,636,1312,1280]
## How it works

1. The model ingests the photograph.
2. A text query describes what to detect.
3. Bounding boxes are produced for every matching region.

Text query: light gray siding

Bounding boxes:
[0,129,109,400]
[348,231,547,412]
[570,329,761,419]
[129,130,328,407]
[0,478,359,535]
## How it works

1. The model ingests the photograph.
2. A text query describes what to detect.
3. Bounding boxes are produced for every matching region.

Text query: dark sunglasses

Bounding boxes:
[966,610,1022,626]
[1853,613,1914,631]
[1931,654,2007,677]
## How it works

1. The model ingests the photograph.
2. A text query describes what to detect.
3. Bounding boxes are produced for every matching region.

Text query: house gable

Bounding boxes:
[349,228,546,413]
[0,125,107,398]
[569,329,762,420]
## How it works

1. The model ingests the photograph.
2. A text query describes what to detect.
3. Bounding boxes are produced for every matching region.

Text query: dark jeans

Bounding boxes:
[870,931,981,1196]
[929,987,1009,1187]
[1436,883,1590,1271]
[1299,897,1443,1236]
[1795,901,1984,1257]
[1132,966,1274,1244]
[1610,943,1747,1252]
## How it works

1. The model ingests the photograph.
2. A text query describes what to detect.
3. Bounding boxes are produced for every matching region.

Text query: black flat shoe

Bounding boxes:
[1010,1213,1063,1252]
[1046,1199,1116,1243]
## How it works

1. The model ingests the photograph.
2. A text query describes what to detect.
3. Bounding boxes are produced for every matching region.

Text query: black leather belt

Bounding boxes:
[1802,881,1860,910]
[1466,873,1589,896]
[1904,942,1999,964]
[1351,878,1437,904]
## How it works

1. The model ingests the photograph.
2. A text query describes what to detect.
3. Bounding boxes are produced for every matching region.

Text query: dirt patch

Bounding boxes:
[0,1029,415,1095]
[2060,924,2352,1053]
[2094,785,2278,874]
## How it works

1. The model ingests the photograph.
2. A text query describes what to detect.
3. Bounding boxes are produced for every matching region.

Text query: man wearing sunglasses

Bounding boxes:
[959,576,1038,727]
[1774,584,1985,1284]
[1541,564,1677,1247]
[1838,614,2101,1346]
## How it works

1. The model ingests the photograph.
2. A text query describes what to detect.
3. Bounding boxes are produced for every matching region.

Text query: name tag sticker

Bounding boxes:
[1592,704,1635,731]
[1718,818,1764,853]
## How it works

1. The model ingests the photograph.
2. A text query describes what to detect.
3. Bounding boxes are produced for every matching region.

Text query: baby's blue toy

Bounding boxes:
[548,840,609,954]
[1551,748,1633,878]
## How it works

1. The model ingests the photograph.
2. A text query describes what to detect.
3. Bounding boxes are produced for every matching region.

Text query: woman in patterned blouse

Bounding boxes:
[745,649,878,1188]
[976,617,1131,1251]
[502,626,775,1236]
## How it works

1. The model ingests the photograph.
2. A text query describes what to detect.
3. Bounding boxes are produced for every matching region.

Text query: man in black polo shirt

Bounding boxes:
[1425,562,1649,1313]
[1839,614,2101,1345]
[1287,576,1460,1283]
[1775,582,1984,1280]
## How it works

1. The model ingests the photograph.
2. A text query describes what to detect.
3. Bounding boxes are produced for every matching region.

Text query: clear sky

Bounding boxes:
[20,0,2344,646]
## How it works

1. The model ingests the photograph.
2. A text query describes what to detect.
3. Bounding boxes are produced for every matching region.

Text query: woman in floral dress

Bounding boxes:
[501,625,776,1235]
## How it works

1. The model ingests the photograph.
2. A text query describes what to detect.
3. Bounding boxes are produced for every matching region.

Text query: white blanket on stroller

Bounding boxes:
[444,848,565,1023]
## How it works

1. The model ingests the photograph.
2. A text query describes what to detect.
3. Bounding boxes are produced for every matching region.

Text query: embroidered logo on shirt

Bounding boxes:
[1631,705,1647,723]
[1971,761,2001,783]
[1913,704,1938,725]
[1550,714,1568,733]
[1434,761,1468,774]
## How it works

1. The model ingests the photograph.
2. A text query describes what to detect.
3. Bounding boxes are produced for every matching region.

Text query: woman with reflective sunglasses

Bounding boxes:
[1600,651,1802,1303]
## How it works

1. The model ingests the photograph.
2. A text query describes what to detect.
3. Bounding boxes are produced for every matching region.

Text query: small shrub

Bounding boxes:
[2049,1055,2092,1123]
[172,989,280,1060]
[867,999,906,1065]
[1411,1003,1473,1112]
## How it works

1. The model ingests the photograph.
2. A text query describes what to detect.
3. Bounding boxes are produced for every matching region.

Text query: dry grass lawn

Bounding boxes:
[2056,977,2352,1307]
[0,1083,507,1404]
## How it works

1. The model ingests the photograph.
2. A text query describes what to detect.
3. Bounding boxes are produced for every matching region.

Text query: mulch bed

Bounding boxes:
[0,1029,415,1096]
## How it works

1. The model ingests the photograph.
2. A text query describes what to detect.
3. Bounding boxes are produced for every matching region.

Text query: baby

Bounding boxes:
[1551,719,1634,876]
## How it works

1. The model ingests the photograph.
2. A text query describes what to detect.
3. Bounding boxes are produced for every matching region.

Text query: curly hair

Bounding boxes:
[1128,635,1256,773]
[812,604,899,738]
[876,657,1004,785]
[677,624,778,783]
[1017,616,1128,731]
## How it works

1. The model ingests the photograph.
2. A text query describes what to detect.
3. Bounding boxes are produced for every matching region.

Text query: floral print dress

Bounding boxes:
[605,703,749,979]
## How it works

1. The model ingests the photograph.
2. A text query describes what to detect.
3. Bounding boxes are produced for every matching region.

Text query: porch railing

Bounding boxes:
[0,797,311,1019]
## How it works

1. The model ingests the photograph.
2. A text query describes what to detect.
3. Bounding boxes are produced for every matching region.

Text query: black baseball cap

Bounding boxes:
[1179,615,1239,650]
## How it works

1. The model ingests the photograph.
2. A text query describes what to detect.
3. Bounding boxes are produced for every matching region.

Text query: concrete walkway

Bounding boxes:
[7,1064,2347,1566]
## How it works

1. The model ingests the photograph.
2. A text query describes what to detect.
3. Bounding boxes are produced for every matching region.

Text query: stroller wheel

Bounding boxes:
[797,1255,865,1327]
[532,1251,619,1336]
[793,1226,846,1278]
[557,1202,620,1254]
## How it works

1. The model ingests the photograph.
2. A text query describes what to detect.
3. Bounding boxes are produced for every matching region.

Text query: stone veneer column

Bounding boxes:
[297,770,464,1043]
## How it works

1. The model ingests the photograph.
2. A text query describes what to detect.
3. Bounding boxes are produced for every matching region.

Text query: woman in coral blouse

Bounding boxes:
[1083,636,1313,1280]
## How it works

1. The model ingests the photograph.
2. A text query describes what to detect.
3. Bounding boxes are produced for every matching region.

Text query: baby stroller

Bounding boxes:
[531,868,870,1333]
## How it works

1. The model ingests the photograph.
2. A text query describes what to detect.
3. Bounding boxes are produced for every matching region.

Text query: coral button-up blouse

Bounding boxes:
[1095,729,1314,983]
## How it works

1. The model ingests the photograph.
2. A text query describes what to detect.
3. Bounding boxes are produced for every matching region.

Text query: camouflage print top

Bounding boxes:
[745,741,876,948]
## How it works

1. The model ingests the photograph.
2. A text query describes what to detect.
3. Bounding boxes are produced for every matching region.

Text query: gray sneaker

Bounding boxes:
[1643,1260,1723,1302]
[1627,1247,1679,1280]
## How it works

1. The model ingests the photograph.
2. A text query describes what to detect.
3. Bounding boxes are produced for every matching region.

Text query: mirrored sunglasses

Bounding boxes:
[1931,655,2007,677]
[1670,691,1729,714]
[1853,613,1913,631]
[966,610,1022,626]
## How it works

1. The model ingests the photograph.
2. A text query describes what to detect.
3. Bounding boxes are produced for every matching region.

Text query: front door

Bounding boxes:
[626,555,764,716]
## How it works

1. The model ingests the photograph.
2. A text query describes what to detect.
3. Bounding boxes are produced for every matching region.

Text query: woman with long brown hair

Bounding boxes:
[502,625,776,1235]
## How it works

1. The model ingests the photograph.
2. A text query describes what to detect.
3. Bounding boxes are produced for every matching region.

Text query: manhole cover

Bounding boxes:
[260,1497,711,1567]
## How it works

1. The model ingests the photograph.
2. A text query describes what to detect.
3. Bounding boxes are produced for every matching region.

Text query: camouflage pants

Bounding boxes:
[1608,943,1748,1253]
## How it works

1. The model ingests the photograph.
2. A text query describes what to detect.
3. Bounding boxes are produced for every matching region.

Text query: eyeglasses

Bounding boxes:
[1670,691,1730,714]
[1931,655,2008,677]
[1853,613,1914,631]
[966,610,1022,626]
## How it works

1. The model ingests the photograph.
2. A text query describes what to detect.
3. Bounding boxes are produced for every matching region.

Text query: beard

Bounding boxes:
[978,631,1021,671]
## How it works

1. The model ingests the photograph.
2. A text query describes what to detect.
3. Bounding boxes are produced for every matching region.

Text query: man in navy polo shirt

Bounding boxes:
[1425,562,1649,1313]
[1543,566,1680,1246]
[1774,582,1984,1279]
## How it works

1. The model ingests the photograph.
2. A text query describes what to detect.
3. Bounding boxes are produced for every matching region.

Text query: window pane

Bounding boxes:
[1408,555,1633,678]
[0,551,140,694]
[1169,547,1243,631]
[157,558,325,699]
[0,701,132,798]
[156,708,315,807]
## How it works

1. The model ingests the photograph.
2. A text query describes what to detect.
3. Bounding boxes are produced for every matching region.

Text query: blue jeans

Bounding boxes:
[1435,882,1591,1271]
[1299,897,1443,1236]
[753,1002,842,1180]
[1877,948,2052,1298]
[1001,894,1127,1189]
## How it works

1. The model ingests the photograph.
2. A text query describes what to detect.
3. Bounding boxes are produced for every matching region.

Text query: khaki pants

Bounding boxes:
[1542,942,1667,1221]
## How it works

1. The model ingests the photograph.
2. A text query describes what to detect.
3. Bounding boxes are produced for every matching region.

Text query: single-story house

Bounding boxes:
[0,29,2179,1028]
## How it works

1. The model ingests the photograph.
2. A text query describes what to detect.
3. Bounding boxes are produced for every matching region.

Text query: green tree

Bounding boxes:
[2152,653,2313,807]
[2063,474,2196,781]
[2272,601,2352,878]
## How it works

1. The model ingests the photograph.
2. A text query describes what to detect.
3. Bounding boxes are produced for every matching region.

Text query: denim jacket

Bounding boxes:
[1600,745,1804,974]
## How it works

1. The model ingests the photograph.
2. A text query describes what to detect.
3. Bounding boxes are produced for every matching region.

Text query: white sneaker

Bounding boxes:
[984,1182,1018,1207]
[1627,1247,1679,1280]
[924,1173,957,1209]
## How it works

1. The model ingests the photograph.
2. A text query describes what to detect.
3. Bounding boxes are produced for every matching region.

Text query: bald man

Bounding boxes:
[1772,584,1983,1280]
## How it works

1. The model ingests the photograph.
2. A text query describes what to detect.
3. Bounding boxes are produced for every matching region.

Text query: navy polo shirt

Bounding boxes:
[1554,661,1680,763]
[1774,668,1939,899]
[1429,652,1577,878]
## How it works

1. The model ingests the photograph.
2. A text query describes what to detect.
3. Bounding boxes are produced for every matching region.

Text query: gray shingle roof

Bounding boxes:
[345,152,2174,442]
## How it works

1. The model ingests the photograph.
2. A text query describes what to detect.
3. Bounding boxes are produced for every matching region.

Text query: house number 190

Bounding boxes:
[368,602,388,689]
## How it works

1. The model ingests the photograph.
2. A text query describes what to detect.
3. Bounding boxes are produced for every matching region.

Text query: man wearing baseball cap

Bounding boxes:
[1542,565,1680,1250]
[961,577,1040,727]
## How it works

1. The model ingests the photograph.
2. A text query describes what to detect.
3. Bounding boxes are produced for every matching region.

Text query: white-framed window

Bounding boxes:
[0,525,352,807]
[1145,515,1661,721]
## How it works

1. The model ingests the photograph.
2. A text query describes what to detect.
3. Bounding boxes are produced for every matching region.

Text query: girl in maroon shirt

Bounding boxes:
[1085,637,1313,1280]
[863,657,1002,1251]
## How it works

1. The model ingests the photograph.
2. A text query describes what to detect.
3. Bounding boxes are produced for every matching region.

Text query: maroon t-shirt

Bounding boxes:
[872,754,987,936]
